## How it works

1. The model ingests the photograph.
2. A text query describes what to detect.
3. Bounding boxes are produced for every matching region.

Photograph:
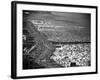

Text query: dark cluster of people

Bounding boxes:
[23,21,63,69]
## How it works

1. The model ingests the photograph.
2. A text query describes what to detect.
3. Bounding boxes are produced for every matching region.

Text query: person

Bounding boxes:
[24,21,62,68]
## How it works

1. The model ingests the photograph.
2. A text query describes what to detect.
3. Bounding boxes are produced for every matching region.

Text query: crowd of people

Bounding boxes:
[50,43,91,67]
